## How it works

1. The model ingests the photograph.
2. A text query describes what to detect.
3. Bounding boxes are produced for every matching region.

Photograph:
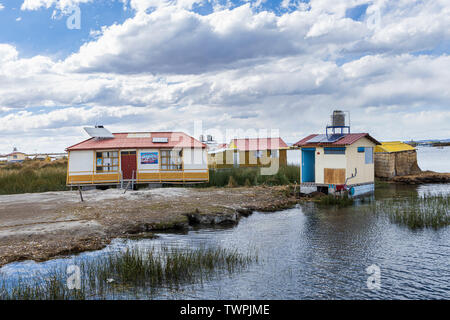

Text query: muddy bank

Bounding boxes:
[0,186,298,267]
[390,171,450,184]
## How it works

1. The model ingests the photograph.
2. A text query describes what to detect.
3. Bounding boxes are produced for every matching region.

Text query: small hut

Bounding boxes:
[66,127,209,186]
[208,138,288,169]
[6,148,26,163]
[374,142,421,178]
[294,110,381,196]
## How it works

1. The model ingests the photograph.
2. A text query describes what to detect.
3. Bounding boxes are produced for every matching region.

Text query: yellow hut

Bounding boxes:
[208,138,289,169]
[374,142,421,178]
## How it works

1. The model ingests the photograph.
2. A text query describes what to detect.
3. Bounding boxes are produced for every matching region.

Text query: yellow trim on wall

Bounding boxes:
[66,151,70,185]
[67,148,209,185]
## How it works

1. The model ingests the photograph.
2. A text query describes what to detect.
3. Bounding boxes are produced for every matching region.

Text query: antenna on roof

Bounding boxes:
[84,126,114,139]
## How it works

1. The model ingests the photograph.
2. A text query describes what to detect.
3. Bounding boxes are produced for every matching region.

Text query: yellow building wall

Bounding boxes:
[314,147,347,184]
[7,153,26,162]
[345,137,376,185]
[302,137,376,185]
[209,149,287,169]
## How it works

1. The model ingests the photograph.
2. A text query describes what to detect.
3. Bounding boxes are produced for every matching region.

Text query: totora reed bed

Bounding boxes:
[370,193,450,230]
[0,245,258,300]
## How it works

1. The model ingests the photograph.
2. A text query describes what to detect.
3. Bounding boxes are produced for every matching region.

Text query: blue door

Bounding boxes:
[301,148,315,182]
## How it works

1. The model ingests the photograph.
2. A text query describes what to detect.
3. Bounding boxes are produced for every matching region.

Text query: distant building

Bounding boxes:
[33,154,51,162]
[6,148,26,163]
[294,110,381,196]
[66,128,209,186]
[374,142,421,178]
[208,138,289,169]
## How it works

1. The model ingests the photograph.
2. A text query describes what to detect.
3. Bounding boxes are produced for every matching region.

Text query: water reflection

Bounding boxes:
[1,184,449,299]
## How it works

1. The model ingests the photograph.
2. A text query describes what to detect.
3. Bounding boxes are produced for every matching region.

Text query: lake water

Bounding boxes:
[1,183,449,300]
[416,146,450,173]
[287,146,449,173]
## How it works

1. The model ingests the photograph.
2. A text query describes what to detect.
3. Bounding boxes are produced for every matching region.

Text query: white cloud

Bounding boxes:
[0,45,18,63]
[61,4,367,74]
[21,0,92,11]
[1,1,450,153]
[58,1,450,76]
[365,0,450,52]
[0,3,4,10]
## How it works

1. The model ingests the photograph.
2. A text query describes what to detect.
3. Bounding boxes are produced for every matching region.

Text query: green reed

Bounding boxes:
[375,193,449,230]
[206,165,300,187]
[0,160,68,195]
[0,245,257,300]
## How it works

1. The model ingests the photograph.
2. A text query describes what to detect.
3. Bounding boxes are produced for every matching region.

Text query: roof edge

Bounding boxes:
[294,133,381,146]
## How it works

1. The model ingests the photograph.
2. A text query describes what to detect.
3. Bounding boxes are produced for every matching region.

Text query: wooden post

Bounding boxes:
[78,185,84,202]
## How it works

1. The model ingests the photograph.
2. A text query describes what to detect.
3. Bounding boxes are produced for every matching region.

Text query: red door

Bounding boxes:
[121,151,137,180]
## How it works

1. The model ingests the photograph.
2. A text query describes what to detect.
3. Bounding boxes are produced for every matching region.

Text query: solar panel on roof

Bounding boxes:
[326,134,345,142]
[305,134,345,144]
[84,127,114,139]
[152,137,169,143]
[306,134,326,143]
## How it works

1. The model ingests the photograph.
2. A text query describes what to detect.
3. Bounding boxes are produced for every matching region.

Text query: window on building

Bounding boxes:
[357,147,365,153]
[271,150,278,158]
[183,149,205,166]
[324,147,346,155]
[254,150,262,158]
[365,147,373,164]
[96,151,119,172]
[161,149,183,170]
[13,155,17,159]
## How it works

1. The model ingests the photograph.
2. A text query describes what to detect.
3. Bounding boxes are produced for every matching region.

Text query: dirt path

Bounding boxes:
[0,186,295,267]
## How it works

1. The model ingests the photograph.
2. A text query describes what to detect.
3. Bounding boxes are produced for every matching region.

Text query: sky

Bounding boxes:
[0,0,449,154]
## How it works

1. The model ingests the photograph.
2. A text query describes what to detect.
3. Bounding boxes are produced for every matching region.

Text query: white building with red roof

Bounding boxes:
[293,111,381,196]
[66,130,209,186]
[6,148,27,163]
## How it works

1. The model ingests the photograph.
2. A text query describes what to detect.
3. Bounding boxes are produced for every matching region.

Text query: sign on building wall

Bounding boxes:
[141,152,158,164]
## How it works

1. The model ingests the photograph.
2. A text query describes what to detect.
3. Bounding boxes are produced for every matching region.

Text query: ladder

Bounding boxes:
[122,170,135,194]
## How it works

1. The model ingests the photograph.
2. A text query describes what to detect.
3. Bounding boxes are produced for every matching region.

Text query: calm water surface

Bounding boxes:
[1,183,449,299]
[416,146,450,173]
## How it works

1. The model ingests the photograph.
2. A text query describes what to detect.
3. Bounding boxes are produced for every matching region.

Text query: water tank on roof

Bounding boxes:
[331,110,346,127]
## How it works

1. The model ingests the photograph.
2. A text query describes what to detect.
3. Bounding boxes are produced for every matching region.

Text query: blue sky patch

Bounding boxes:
[346,3,369,21]
[0,0,133,59]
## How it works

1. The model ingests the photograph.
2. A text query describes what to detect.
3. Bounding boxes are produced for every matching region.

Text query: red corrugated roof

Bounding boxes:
[293,134,318,146]
[231,138,288,151]
[6,152,26,156]
[66,132,206,151]
[294,133,380,147]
